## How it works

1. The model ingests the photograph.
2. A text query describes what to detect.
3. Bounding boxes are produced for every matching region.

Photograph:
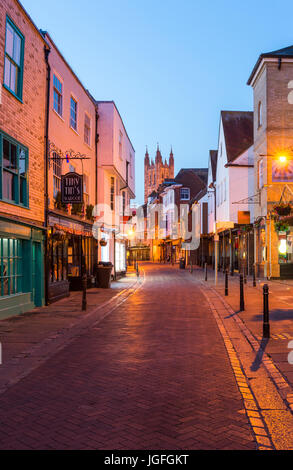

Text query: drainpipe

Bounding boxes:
[44,45,51,305]
[95,106,99,265]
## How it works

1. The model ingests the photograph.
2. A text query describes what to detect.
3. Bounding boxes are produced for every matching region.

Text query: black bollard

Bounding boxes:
[253,264,256,287]
[230,264,234,277]
[204,262,207,281]
[243,266,247,284]
[136,261,139,278]
[82,273,87,311]
[240,274,245,311]
[263,284,270,338]
[225,270,228,296]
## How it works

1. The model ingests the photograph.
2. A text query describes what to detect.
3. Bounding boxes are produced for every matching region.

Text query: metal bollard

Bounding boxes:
[240,274,245,311]
[82,273,87,311]
[136,261,139,278]
[263,284,270,338]
[253,264,256,287]
[225,270,228,296]
[204,262,207,281]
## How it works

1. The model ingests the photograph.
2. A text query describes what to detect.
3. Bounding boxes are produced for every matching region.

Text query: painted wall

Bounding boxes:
[45,33,97,213]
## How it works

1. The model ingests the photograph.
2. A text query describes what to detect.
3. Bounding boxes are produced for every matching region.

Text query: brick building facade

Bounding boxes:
[0,0,47,317]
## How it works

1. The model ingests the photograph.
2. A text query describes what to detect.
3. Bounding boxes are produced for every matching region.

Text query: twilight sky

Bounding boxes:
[22,0,293,204]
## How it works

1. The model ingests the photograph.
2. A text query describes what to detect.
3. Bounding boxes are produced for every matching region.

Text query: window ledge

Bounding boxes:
[0,198,30,210]
[70,125,79,136]
[53,108,64,122]
[2,84,23,103]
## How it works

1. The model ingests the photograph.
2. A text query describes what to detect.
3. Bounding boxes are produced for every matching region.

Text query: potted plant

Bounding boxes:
[274,220,290,232]
[54,191,67,211]
[86,204,94,222]
[273,203,292,216]
[71,203,83,216]
[100,238,107,247]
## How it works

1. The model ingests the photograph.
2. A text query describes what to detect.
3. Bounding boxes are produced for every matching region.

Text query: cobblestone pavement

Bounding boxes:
[0,264,257,450]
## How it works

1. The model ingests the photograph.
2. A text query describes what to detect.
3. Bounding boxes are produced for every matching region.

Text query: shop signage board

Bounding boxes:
[61,172,83,204]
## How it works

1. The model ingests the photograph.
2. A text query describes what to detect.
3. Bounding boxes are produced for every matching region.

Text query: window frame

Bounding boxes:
[0,129,29,207]
[110,176,115,211]
[53,73,63,117]
[70,96,78,131]
[180,187,190,201]
[84,113,91,146]
[3,16,25,102]
[258,101,262,129]
[52,152,62,198]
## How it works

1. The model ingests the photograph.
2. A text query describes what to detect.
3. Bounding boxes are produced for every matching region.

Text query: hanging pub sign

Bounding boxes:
[61,172,83,204]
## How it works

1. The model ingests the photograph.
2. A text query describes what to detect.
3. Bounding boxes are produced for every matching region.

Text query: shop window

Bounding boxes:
[70,96,78,131]
[3,16,24,101]
[0,238,22,296]
[53,74,63,116]
[0,131,28,206]
[50,234,68,282]
[84,114,91,146]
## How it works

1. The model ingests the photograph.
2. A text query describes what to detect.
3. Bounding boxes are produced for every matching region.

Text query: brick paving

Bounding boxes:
[196,266,293,389]
[0,263,256,450]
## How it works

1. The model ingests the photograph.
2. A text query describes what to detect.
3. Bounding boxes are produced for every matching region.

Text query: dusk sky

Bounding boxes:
[21,0,293,204]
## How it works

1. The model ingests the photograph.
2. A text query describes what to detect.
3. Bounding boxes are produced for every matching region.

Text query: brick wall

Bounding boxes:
[0,0,46,225]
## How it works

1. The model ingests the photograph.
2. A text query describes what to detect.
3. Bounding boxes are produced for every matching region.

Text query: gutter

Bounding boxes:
[44,45,51,305]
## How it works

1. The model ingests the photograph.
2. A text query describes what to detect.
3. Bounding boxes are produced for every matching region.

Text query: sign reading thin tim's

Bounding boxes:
[61,172,83,204]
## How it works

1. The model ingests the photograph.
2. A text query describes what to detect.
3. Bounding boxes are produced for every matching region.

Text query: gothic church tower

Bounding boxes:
[144,145,174,202]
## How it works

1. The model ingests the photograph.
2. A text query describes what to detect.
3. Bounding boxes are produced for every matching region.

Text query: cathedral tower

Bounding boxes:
[144,145,175,202]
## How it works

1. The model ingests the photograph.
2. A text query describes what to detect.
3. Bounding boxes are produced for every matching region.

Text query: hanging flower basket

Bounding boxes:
[100,238,107,247]
[274,220,290,232]
[273,203,292,217]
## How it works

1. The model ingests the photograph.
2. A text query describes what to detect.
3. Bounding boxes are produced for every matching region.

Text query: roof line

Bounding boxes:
[16,0,47,44]
[43,32,97,108]
[96,101,135,152]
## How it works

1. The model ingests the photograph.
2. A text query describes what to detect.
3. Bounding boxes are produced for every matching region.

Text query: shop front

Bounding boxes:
[115,238,127,275]
[47,213,97,302]
[0,216,45,319]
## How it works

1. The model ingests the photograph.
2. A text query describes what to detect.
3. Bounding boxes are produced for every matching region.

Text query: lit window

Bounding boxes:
[180,188,190,200]
[0,132,28,206]
[0,238,23,296]
[53,74,63,116]
[70,97,77,130]
[84,114,91,146]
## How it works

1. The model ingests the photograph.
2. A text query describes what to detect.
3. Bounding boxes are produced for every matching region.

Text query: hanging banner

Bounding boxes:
[61,172,83,204]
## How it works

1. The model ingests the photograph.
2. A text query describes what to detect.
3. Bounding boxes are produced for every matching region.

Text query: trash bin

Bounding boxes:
[179,257,186,269]
[96,262,113,288]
